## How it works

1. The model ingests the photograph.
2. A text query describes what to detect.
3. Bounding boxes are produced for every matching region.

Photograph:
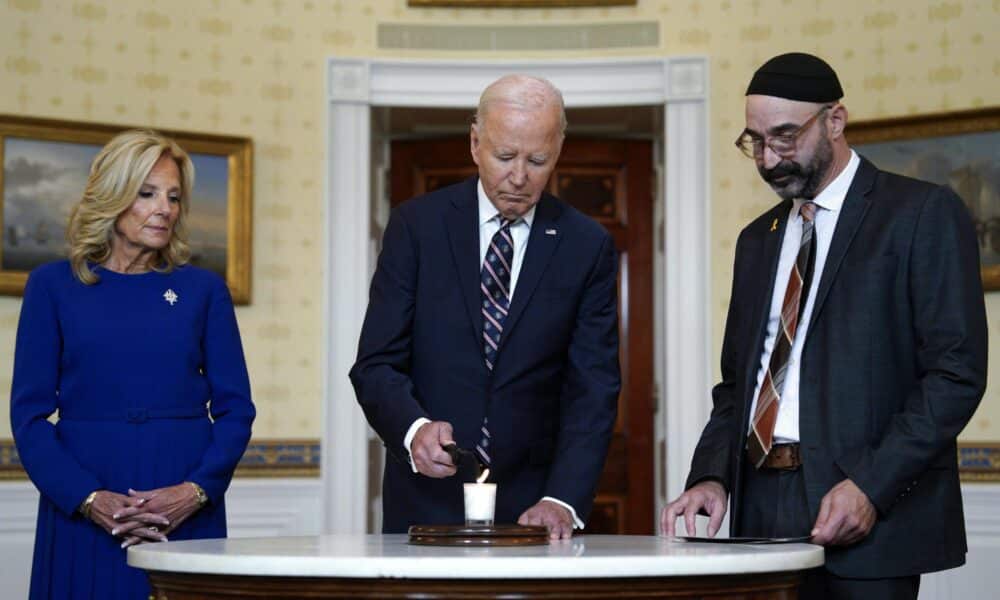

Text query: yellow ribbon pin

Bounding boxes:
[770,218,778,232]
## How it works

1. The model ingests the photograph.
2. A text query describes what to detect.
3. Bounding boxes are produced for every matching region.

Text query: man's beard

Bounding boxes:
[758,136,833,201]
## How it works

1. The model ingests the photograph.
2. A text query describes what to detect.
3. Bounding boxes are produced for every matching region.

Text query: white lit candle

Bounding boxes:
[463,469,496,527]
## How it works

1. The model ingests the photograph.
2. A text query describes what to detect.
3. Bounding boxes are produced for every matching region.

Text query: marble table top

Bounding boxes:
[128,534,823,579]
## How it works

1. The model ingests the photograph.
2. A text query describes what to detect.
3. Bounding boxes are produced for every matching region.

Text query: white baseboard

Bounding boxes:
[920,483,1000,600]
[0,482,41,600]
[0,478,322,598]
[224,478,323,539]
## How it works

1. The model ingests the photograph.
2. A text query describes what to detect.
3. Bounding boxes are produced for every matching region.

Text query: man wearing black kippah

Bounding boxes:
[661,52,987,599]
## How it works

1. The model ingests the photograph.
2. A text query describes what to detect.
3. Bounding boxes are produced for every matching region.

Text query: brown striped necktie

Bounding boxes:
[747,201,818,469]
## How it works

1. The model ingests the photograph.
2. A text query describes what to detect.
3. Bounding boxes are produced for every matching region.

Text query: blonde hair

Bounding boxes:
[67,129,194,284]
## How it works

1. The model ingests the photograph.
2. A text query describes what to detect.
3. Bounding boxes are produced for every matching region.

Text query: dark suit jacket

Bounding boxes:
[350,177,621,533]
[686,156,987,578]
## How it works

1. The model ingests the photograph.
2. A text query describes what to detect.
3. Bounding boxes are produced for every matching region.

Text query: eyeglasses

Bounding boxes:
[734,105,833,159]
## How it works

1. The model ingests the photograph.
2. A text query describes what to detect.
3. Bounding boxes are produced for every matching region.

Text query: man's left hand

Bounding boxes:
[810,478,876,546]
[518,500,574,540]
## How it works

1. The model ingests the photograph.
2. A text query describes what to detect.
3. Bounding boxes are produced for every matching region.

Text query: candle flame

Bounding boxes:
[476,468,490,484]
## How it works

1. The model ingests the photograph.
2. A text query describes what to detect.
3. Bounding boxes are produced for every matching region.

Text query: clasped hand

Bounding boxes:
[86,483,203,548]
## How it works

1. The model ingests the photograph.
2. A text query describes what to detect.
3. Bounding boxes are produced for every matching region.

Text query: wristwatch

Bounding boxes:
[189,481,208,507]
[79,490,98,519]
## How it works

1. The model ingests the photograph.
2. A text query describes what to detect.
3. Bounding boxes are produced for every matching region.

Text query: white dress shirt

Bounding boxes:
[404,179,583,528]
[476,180,536,295]
[748,150,860,443]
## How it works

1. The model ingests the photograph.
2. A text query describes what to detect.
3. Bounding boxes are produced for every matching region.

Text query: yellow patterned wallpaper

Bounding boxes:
[1,0,998,441]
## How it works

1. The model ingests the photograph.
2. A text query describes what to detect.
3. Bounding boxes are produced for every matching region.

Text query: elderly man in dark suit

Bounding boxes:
[351,74,620,539]
[660,52,987,599]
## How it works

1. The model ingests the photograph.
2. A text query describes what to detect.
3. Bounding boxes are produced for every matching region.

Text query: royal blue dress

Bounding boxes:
[10,261,255,599]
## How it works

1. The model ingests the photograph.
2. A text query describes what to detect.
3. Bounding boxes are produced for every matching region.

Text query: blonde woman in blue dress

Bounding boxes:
[10,129,255,599]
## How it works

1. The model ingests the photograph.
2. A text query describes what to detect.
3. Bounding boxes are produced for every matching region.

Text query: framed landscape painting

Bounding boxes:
[0,115,252,303]
[849,107,1000,290]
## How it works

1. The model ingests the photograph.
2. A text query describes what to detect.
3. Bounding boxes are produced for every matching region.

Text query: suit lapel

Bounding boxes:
[805,157,877,339]
[732,201,791,515]
[497,195,563,356]
[741,201,792,423]
[445,179,486,350]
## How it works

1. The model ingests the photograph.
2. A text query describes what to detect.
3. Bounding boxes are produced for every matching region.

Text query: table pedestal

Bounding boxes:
[148,571,804,599]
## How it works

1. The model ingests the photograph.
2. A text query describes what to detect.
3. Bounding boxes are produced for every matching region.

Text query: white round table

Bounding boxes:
[129,534,824,599]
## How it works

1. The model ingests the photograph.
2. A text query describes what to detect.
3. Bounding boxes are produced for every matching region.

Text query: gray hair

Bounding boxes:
[475,74,567,136]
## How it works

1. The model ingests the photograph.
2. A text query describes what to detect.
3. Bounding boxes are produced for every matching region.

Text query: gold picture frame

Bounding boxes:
[848,107,1000,291]
[1,438,319,480]
[408,0,636,7]
[959,442,1000,483]
[0,115,253,304]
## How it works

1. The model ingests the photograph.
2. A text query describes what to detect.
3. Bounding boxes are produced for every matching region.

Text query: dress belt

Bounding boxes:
[59,406,208,424]
[757,443,802,470]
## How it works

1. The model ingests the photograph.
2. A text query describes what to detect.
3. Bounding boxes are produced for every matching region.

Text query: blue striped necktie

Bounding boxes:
[477,216,515,465]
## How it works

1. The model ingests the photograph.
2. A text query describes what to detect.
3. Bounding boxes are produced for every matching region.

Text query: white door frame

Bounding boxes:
[323,57,712,533]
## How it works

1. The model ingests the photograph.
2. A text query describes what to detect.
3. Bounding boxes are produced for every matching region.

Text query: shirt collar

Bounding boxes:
[794,149,860,215]
[477,178,536,228]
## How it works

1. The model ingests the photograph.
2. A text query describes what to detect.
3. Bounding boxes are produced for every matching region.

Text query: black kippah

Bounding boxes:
[746,52,843,102]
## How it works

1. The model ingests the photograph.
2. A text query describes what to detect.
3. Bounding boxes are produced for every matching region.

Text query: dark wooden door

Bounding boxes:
[390,136,654,534]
